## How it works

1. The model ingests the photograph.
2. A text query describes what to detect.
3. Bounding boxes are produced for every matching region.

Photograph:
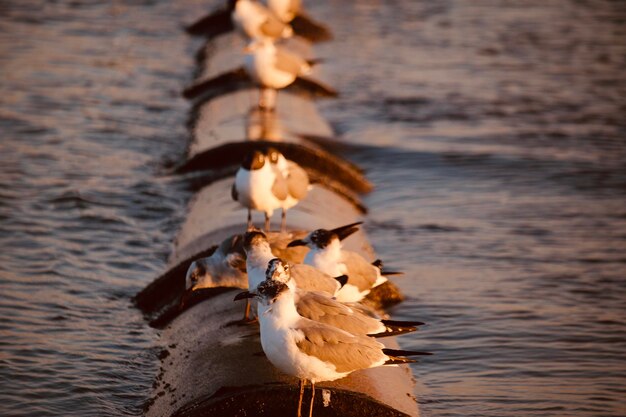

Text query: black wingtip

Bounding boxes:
[381,270,404,276]
[334,274,349,288]
[372,259,383,269]
[380,319,425,328]
[383,348,433,357]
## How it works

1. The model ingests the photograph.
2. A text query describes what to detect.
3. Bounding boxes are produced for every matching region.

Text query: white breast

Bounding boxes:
[234,163,282,216]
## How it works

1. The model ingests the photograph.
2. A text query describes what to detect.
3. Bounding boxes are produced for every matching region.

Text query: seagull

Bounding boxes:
[182,234,247,309]
[232,150,288,232]
[262,257,424,337]
[288,223,399,303]
[267,0,301,23]
[266,147,310,231]
[239,230,346,321]
[234,279,431,417]
[244,38,312,110]
[232,0,293,41]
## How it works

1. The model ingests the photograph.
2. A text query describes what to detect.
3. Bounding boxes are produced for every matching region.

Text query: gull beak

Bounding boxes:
[287,239,307,248]
[330,221,362,241]
[234,290,257,301]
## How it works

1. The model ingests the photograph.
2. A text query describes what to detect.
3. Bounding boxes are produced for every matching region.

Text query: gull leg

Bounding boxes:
[243,299,251,321]
[247,209,252,230]
[281,209,287,233]
[308,381,315,417]
[264,212,270,232]
[259,88,277,112]
[297,379,305,417]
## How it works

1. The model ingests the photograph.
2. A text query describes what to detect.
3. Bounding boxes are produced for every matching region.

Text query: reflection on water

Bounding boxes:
[1,0,625,416]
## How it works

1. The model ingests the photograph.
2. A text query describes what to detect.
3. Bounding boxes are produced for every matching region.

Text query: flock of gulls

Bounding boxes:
[177,1,431,416]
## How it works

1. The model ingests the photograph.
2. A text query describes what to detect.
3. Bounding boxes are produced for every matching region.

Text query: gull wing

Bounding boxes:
[295,322,385,373]
[259,15,290,39]
[271,172,289,201]
[342,250,378,291]
[286,161,309,199]
[275,47,308,76]
[290,264,339,295]
[296,292,383,335]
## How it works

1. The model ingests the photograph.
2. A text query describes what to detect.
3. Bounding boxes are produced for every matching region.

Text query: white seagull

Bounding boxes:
[232,0,293,41]
[288,223,400,303]
[234,279,431,417]
[266,147,310,231]
[239,230,346,321]
[232,150,288,232]
[244,38,312,110]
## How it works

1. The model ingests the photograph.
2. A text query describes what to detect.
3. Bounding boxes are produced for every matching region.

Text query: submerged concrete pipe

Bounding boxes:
[138,19,421,417]
[178,89,372,201]
[183,32,337,103]
[185,5,332,42]
[141,178,419,417]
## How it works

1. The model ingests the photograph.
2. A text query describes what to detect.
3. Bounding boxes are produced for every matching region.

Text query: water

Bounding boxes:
[313,1,626,416]
[0,1,202,415]
[1,0,625,416]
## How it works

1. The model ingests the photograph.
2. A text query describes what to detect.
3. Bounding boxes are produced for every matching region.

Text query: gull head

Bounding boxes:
[265,257,291,284]
[265,147,288,171]
[241,150,266,171]
[288,228,334,250]
[257,278,289,305]
[185,259,207,291]
[243,229,270,254]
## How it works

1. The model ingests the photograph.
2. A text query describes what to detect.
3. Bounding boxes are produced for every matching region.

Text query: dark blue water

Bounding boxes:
[1,0,625,416]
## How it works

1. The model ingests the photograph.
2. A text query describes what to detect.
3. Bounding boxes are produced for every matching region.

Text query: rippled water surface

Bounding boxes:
[1,0,625,416]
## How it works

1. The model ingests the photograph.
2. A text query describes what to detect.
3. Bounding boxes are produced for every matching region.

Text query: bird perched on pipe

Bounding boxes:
[181,234,247,310]
[232,150,288,232]
[244,38,312,110]
[234,278,431,417]
[288,222,402,303]
[232,149,309,232]
[238,230,347,321]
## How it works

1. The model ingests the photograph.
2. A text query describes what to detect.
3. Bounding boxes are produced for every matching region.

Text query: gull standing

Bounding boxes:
[266,147,310,231]
[239,230,346,321]
[244,38,311,110]
[234,279,431,417]
[288,223,397,303]
[232,0,293,40]
[232,150,288,232]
